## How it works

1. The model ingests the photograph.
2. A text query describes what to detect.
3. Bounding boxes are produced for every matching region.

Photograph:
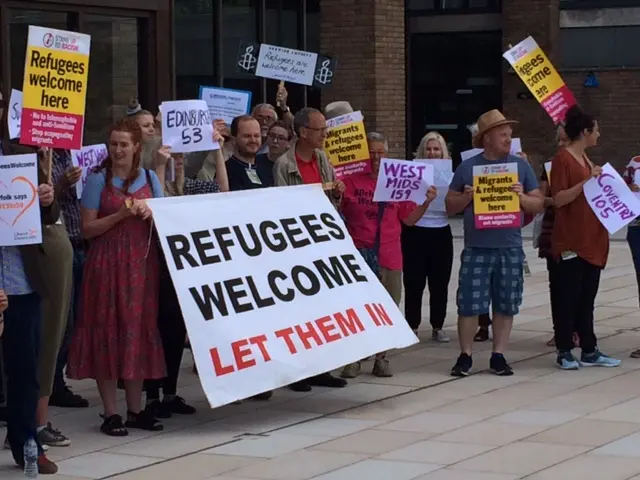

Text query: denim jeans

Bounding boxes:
[53,247,85,393]
[3,292,45,463]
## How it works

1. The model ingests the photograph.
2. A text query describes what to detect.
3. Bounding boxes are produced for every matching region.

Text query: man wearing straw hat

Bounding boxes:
[446,109,544,377]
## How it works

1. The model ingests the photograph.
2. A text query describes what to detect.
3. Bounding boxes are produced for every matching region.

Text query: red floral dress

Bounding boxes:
[68,176,166,380]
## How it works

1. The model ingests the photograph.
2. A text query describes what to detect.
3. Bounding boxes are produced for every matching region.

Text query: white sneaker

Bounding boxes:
[432,329,450,343]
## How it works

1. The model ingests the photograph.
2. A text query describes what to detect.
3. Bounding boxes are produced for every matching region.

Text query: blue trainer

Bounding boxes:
[580,350,621,368]
[557,352,580,370]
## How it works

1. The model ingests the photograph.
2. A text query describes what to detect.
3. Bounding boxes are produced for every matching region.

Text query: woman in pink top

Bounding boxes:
[339,132,436,378]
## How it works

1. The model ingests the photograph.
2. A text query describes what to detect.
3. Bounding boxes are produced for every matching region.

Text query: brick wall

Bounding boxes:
[502,0,560,173]
[320,0,406,159]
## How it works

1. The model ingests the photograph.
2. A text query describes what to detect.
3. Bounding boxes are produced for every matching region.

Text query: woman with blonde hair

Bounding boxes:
[401,132,453,342]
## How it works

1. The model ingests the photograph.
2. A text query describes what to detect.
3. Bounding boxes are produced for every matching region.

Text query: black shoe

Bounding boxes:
[307,373,347,388]
[490,353,514,376]
[289,380,312,392]
[49,386,90,408]
[145,399,172,419]
[163,396,196,415]
[251,391,273,401]
[451,353,472,377]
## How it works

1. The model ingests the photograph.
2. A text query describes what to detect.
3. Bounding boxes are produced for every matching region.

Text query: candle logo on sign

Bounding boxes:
[237,44,258,74]
[315,59,334,86]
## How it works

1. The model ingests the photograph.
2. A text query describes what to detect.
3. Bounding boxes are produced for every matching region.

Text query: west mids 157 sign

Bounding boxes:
[147,186,417,408]
[236,42,337,88]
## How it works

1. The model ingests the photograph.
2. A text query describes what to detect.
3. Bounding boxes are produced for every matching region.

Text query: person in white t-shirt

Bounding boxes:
[401,132,453,343]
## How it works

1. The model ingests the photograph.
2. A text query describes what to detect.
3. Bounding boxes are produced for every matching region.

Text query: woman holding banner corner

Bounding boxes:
[67,117,167,436]
[340,132,437,379]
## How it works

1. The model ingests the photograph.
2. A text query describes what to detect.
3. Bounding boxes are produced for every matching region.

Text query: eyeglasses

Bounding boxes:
[303,125,328,134]
[268,133,289,142]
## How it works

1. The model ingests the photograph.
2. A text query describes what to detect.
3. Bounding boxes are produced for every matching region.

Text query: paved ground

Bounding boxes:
[3,239,640,480]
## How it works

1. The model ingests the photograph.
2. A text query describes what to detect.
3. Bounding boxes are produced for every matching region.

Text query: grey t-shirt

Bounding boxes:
[450,153,539,249]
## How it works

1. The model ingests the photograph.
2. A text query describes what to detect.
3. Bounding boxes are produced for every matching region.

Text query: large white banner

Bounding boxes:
[584,163,640,235]
[147,185,418,408]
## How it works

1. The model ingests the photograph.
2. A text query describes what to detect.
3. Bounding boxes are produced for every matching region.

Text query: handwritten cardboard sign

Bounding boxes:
[373,158,434,204]
[8,89,23,140]
[70,144,108,198]
[472,162,520,229]
[416,159,453,216]
[324,111,370,178]
[161,100,219,154]
[0,154,42,246]
[236,42,337,88]
[584,163,640,235]
[146,185,417,407]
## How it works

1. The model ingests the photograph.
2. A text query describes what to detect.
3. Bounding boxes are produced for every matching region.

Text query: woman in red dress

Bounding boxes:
[68,118,166,436]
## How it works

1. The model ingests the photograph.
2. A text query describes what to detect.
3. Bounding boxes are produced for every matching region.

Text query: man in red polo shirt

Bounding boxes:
[274,107,347,392]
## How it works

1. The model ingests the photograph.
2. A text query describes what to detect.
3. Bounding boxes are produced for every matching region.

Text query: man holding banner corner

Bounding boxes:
[274,107,347,391]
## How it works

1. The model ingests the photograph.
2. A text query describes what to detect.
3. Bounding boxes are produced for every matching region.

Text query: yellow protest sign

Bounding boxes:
[472,163,520,229]
[503,37,576,125]
[21,26,91,150]
[324,111,370,178]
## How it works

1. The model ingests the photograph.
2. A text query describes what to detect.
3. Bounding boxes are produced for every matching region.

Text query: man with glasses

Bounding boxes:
[274,107,347,392]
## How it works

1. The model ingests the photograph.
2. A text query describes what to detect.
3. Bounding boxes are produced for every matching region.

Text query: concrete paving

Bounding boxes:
[2,239,640,479]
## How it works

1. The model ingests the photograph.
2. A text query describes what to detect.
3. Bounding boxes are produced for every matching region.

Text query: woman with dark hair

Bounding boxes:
[67,117,166,436]
[550,105,620,370]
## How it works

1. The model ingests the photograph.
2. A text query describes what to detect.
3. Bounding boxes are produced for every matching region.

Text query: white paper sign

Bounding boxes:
[584,163,640,235]
[70,144,108,199]
[8,89,22,140]
[256,44,319,86]
[161,100,219,154]
[0,154,42,246]
[146,185,417,408]
[373,158,434,204]
[416,159,453,215]
[199,86,252,126]
[544,161,552,180]
[461,138,523,162]
[326,111,363,129]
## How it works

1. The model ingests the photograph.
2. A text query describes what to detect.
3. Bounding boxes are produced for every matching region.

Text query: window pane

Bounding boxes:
[82,15,139,144]
[306,0,321,109]
[407,0,436,9]
[222,0,261,107]
[175,0,215,100]
[441,0,465,8]
[560,26,640,68]
[9,10,68,91]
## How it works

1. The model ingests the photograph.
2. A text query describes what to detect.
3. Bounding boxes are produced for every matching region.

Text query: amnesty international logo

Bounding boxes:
[312,55,337,88]
[237,43,258,74]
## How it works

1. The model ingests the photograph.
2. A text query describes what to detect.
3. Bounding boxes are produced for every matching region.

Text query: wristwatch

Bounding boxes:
[280,105,290,114]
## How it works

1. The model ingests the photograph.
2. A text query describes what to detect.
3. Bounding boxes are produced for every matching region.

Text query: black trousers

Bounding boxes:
[551,256,599,353]
[3,293,44,463]
[401,225,453,330]
[146,271,187,400]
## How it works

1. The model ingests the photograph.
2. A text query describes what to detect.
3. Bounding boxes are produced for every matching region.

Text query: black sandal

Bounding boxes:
[474,327,490,342]
[100,414,129,437]
[125,410,164,431]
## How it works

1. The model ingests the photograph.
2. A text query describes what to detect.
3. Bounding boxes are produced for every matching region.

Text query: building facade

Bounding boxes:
[0,1,637,169]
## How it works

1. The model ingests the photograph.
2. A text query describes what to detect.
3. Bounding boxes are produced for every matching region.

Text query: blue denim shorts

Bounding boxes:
[456,247,525,317]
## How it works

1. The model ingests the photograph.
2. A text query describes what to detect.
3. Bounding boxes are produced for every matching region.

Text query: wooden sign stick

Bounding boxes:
[46,148,53,184]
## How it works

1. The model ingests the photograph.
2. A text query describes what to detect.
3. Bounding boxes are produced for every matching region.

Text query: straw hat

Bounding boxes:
[472,109,518,148]
[324,101,354,120]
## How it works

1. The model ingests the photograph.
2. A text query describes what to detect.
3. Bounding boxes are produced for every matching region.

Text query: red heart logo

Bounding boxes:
[0,176,37,227]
